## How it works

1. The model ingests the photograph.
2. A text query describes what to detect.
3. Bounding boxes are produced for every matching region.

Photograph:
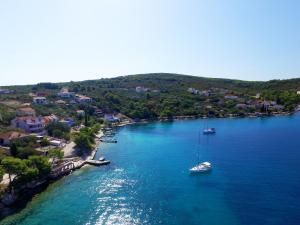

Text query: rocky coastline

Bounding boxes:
[0,132,103,221]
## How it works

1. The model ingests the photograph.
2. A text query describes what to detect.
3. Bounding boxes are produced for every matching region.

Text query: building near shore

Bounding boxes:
[104,114,120,122]
[0,131,29,146]
[11,116,45,133]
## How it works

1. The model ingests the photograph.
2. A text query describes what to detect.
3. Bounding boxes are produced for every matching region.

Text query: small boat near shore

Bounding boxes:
[203,128,216,134]
[99,137,117,143]
[86,159,110,166]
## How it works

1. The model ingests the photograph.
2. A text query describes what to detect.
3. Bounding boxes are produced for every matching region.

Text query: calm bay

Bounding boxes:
[1,115,300,225]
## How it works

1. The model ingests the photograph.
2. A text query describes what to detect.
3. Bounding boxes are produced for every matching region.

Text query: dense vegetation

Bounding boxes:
[74,124,100,155]
[1,73,300,125]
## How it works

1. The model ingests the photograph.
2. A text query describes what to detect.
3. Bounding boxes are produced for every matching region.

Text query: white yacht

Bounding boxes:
[190,131,212,173]
[203,127,216,134]
[190,162,212,173]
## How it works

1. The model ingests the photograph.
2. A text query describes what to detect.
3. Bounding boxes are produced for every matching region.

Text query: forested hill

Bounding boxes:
[3,73,300,92]
[1,73,300,124]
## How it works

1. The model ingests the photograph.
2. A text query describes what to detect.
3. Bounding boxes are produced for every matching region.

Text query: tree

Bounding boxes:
[17,146,37,159]
[40,137,50,147]
[45,122,70,138]
[0,165,4,182]
[1,157,27,191]
[48,148,64,160]
[10,142,18,157]
[48,148,64,166]
[74,133,93,153]
[27,156,51,177]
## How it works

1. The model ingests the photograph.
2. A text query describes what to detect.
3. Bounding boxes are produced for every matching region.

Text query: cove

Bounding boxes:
[1,115,300,225]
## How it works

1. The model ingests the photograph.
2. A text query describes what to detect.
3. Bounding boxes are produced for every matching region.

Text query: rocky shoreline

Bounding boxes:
[114,111,295,127]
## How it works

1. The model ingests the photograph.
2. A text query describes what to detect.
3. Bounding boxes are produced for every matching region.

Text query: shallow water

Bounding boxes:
[2,115,300,225]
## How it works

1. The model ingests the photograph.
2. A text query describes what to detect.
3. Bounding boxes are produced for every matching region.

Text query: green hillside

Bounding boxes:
[1,73,300,130]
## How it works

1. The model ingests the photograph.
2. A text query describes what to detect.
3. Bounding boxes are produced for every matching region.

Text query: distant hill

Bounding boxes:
[0,73,300,128]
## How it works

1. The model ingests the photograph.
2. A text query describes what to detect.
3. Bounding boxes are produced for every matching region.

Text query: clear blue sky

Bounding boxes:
[1,0,300,85]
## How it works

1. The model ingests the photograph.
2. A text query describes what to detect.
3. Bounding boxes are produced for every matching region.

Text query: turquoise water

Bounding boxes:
[2,115,300,225]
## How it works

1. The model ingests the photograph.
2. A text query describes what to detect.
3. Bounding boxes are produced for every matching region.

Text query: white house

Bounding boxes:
[75,94,92,103]
[297,91,300,95]
[33,97,48,104]
[136,86,149,93]
[77,110,85,117]
[104,114,120,122]
[187,88,199,94]
[224,94,239,100]
[57,87,75,98]
[200,90,211,97]
[11,116,45,133]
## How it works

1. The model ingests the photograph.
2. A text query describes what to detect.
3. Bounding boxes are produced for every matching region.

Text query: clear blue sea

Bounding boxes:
[1,115,300,225]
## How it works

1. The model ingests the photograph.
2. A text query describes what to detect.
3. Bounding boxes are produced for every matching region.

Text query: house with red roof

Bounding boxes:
[0,131,29,146]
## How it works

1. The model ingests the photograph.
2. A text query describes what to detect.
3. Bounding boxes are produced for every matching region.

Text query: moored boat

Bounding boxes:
[190,162,212,173]
[203,127,216,134]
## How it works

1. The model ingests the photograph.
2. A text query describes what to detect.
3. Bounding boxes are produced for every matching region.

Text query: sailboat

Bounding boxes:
[203,123,216,134]
[190,132,212,173]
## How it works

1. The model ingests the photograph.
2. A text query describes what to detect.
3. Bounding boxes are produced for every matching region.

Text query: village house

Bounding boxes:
[151,89,160,93]
[94,108,104,117]
[235,103,248,109]
[59,118,75,127]
[0,131,29,146]
[187,87,199,94]
[36,92,47,97]
[55,100,66,104]
[0,89,15,94]
[104,114,120,122]
[136,86,150,93]
[43,115,59,125]
[33,97,48,104]
[224,94,239,100]
[200,90,211,97]
[16,107,36,116]
[11,116,45,133]
[57,87,75,98]
[76,110,85,117]
[75,94,92,103]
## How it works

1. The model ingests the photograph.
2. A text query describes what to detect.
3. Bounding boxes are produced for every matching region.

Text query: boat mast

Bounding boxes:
[197,131,201,164]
